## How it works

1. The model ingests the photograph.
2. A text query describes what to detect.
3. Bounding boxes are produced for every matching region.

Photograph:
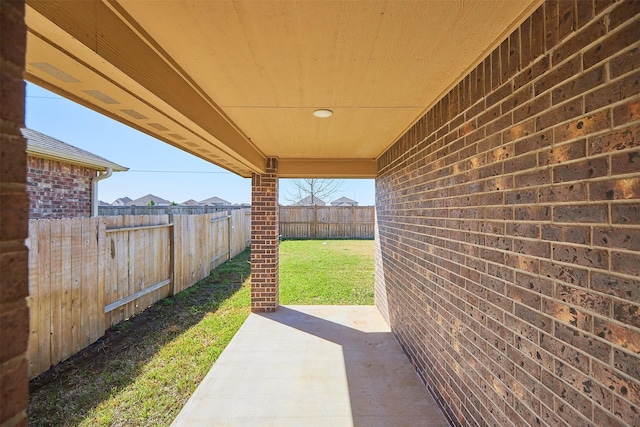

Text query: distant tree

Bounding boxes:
[147,199,156,206]
[170,201,179,206]
[286,179,342,205]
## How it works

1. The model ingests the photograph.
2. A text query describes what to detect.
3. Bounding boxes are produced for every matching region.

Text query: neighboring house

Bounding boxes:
[126,194,171,206]
[111,196,132,206]
[23,128,128,219]
[330,197,358,207]
[293,196,325,206]
[199,196,230,206]
[181,199,200,206]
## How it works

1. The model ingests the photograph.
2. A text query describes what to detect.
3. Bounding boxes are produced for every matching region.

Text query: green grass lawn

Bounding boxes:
[279,239,374,305]
[28,240,374,426]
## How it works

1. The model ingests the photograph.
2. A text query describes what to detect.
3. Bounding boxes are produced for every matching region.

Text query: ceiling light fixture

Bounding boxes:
[313,109,333,118]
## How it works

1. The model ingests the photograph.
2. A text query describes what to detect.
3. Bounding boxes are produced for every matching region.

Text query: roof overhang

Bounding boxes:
[24,0,542,178]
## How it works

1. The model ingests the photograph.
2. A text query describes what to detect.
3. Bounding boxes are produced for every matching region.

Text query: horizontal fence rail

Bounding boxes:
[99,204,247,216]
[26,209,250,379]
[279,206,375,239]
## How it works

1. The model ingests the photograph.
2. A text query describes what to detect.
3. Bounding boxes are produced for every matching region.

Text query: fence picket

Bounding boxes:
[27,220,40,377]
[49,220,63,365]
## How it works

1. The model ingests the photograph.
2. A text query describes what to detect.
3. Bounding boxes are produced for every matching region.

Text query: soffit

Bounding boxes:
[25,0,541,178]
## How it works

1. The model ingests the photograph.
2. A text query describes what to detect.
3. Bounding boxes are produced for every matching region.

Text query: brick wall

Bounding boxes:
[251,157,279,312]
[26,156,95,218]
[376,1,640,426]
[0,0,30,426]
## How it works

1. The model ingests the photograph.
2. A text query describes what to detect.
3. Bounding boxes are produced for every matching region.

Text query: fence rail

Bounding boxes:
[279,206,375,239]
[99,205,247,216]
[26,209,250,378]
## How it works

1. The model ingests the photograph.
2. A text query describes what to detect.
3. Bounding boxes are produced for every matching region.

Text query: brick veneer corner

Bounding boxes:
[376,1,640,426]
[0,1,30,426]
[251,157,279,312]
[27,156,94,219]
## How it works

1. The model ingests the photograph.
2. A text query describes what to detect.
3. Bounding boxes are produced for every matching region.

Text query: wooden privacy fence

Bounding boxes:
[26,209,250,378]
[279,206,375,239]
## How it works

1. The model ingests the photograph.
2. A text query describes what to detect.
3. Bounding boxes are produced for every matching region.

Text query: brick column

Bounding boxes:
[0,1,31,426]
[250,157,279,312]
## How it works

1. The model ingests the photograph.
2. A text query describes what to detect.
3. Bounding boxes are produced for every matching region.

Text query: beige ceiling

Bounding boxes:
[25,0,541,178]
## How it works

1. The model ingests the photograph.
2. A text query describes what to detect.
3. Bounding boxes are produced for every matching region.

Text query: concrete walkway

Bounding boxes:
[172,305,449,427]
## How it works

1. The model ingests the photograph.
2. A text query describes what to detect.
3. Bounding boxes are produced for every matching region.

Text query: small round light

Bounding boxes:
[313,109,333,118]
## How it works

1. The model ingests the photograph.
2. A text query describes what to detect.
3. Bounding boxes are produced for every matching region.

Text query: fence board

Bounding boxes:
[37,220,51,374]
[60,219,72,361]
[49,220,63,365]
[97,219,106,336]
[27,221,40,377]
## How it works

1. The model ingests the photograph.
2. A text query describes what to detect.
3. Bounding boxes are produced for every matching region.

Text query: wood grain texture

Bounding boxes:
[26,210,250,378]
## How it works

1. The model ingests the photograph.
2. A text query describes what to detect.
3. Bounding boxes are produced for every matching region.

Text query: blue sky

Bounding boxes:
[25,83,375,206]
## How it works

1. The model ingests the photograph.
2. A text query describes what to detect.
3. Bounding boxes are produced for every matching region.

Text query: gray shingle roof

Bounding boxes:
[199,196,230,205]
[127,194,171,206]
[22,128,128,172]
[330,196,358,206]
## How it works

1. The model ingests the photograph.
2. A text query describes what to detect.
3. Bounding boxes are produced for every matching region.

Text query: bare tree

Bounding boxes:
[286,179,342,205]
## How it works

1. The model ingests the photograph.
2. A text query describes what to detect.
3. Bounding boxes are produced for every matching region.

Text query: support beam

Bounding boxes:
[250,158,279,312]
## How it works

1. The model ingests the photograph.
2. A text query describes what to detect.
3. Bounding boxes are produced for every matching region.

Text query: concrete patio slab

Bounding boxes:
[172,305,449,427]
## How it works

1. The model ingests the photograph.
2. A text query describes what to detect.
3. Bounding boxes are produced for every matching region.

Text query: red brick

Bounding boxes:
[535,56,581,95]
[610,46,639,79]
[553,157,608,183]
[539,139,587,165]
[536,98,583,132]
[593,226,640,251]
[553,109,611,144]
[515,169,551,188]
[0,250,28,304]
[584,18,640,69]
[541,224,589,244]
[0,306,29,363]
[585,70,640,113]
[554,15,607,65]
[611,251,640,276]
[611,202,640,224]
[593,405,627,427]
[553,205,608,223]
[611,150,640,176]
[592,359,640,404]
[555,322,611,362]
[552,243,609,269]
[515,55,551,90]
[590,177,640,200]
[0,357,28,425]
[544,0,560,52]
[530,5,545,59]
[591,271,640,300]
[576,0,594,29]
[613,98,640,127]
[613,348,640,382]
[589,124,640,155]
[552,65,606,105]
[0,73,26,125]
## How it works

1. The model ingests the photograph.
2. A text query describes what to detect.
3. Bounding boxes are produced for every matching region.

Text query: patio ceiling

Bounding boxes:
[25,0,541,178]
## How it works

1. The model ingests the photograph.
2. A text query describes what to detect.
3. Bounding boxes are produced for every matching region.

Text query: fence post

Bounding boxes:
[227,210,232,260]
[168,213,176,296]
[313,205,317,239]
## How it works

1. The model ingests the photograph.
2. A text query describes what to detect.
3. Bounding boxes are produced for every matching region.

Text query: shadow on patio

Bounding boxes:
[172,305,449,426]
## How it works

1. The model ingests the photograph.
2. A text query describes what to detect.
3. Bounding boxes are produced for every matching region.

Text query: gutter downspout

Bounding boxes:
[92,168,113,217]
